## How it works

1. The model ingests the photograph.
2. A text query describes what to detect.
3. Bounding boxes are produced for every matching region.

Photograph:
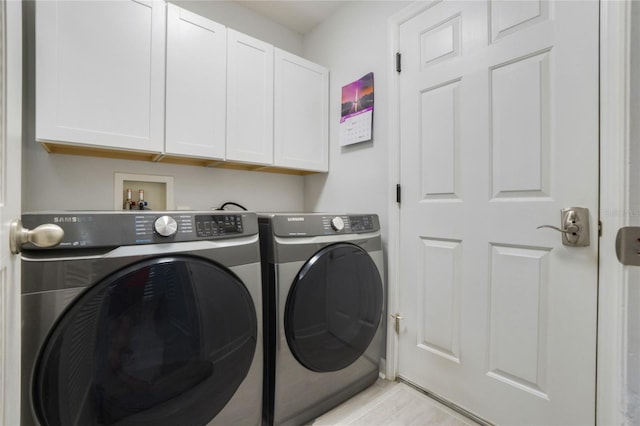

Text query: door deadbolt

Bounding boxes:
[537,207,590,247]
[615,227,640,266]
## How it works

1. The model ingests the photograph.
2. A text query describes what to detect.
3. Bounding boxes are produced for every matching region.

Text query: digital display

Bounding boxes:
[195,215,243,237]
[350,215,375,232]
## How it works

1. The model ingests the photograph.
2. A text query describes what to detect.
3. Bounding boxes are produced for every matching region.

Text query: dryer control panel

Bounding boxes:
[266,213,380,237]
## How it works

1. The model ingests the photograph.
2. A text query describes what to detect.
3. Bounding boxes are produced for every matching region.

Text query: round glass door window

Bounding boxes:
[284,243,383,372]
[33,256,257,426]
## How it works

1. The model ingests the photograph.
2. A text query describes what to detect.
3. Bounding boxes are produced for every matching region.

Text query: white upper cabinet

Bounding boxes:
[165,4,226,159]
[36,0,166,152]
[35,2,328,173]
[274,49,329,172]
[226,29,274,165]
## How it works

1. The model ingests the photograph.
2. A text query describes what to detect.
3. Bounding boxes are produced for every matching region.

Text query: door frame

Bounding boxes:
[385,1,629,424]
[1,0,22,424]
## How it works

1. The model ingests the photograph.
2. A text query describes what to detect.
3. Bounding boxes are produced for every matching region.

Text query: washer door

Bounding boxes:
[33,256,257,426]
[284,243,383,372]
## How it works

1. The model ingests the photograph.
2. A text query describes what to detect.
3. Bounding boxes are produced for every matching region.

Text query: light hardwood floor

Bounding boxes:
[310,379,479,426]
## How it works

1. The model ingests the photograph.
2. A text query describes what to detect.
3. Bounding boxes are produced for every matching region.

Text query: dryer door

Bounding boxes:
[32,256,257,426]
[284,243,383,372]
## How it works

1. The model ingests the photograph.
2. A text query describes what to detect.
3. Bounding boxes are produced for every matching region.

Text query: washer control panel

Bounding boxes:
[19,211,257,250]
[134,214,195,242]
[137,213,244,241]
[349,215,376,233]
[195,214,243,237]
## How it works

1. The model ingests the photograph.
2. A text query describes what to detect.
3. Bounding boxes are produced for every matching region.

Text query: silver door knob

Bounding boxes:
[537,207,590,247]
[10,219,64,254]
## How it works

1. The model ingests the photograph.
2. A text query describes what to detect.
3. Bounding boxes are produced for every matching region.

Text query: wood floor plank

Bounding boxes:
[310,379,478,426]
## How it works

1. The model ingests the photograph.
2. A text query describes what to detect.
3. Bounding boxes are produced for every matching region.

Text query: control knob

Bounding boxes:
[330,216,345,232]
[154,215,178,237]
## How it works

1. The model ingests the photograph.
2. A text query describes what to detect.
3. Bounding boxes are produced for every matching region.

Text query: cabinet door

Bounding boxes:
[226,29,274,165]
[36,0,165,152]
[165,5,226,159]
[274,49,328,172]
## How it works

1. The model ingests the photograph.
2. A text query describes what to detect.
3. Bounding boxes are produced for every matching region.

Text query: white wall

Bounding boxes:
[22,0,305,213]
[302,1,410,243]
[22,146,304,212]
[170,0,303,55]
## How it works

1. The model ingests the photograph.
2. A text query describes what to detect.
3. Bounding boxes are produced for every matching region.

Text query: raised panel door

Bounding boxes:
[398,1,599,424]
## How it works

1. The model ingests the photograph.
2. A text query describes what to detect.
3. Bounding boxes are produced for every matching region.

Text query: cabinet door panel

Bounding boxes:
[166,4,226,159]
[36,0,165,152]
[226,29,274,165]
[274,49,328,172]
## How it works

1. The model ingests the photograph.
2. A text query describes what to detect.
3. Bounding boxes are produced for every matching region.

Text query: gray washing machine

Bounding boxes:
[259,213,385,426]
[19,211,262,426]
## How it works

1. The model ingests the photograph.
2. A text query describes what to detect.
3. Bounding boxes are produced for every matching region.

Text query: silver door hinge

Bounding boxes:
[390,313,403,334]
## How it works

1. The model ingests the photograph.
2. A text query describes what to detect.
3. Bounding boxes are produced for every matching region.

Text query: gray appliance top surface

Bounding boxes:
[21,211,259,250]
[258,213,379,237]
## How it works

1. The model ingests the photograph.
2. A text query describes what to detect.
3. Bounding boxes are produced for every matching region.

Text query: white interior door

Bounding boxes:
[397,1,599,424]
[1,0,22,424]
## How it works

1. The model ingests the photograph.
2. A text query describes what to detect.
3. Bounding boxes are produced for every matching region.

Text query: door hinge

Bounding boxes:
[396,184,401,204]
[396,52,402,73]
[391,313,403,334]
[599,220,602,237]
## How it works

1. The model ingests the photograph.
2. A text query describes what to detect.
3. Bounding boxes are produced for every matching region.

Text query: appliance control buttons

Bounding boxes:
[154,215,178,237]
[330,216,345,232]
[350,215,374,232]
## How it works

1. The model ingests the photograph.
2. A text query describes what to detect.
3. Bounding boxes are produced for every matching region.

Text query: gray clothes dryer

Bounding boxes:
[20,211,263,426]
[259,213,385,426]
